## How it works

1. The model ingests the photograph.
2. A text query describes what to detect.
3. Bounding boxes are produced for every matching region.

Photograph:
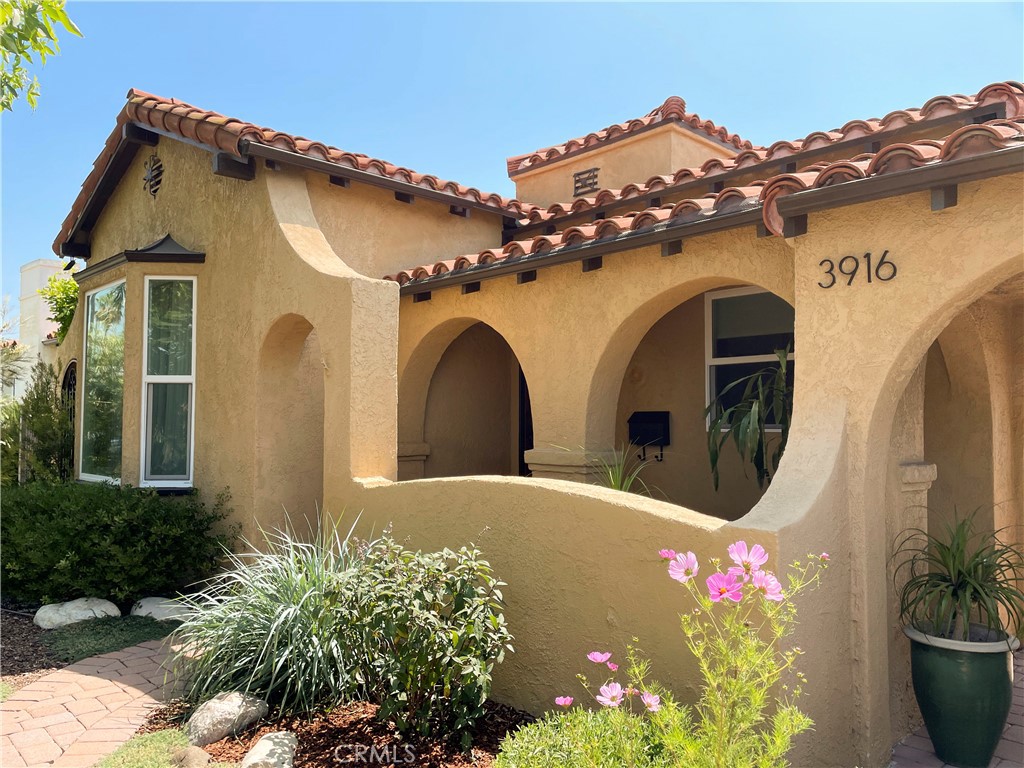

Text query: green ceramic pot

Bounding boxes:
[905,625,1020,768]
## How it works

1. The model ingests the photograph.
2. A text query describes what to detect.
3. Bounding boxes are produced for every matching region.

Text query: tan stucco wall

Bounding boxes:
[306,171,505,279]
[511,124,737,206]
[422,323,515,479]
[55,124,1023,768]
[615,295,769,519]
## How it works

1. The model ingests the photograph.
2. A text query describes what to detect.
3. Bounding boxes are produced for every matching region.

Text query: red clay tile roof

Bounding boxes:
[387,117,1024,286]
[519,81,1024,226]
[506,96,756,176]
[54,89,537,255]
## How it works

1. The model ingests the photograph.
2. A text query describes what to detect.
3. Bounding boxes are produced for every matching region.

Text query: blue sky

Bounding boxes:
[3,1,1023,330]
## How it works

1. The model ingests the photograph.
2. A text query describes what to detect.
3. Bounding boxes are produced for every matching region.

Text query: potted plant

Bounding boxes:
[892,513,1024,768]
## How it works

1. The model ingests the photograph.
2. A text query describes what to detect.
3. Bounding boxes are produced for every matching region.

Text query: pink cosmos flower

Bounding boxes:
[707,572,744,603]
[727,541,769,581]
[820,552,830,562]
[606,662,618,671]
[669,551,699,583]
[554,696,573,707]
[587,651,612,664]
[596,682,624,707]
[641,691,661,712]
[658,549,677,560]
[751,570,784,602]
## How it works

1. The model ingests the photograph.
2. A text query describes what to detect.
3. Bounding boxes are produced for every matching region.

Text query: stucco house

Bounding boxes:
[51,81,1023,767]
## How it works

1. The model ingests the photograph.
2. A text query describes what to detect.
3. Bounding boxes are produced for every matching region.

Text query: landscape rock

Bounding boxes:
[186,692,269,746]
[131,596,189,621]
[33,598,120,629]
[171,746,211,767]
[241,731,298,768]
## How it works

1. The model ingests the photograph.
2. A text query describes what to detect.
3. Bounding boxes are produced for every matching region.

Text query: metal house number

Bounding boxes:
[818,250,897,288]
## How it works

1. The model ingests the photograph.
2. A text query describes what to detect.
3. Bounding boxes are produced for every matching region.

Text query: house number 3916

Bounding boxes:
[818,250,897,288]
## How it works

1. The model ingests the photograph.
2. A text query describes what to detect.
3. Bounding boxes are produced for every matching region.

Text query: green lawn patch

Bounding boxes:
[43,616,177,663]
[94,729,237,768]
[0,680,14,702]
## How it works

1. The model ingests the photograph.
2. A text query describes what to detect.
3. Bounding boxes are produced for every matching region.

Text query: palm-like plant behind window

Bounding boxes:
[705,346,792,490]
[893,514,1024,642]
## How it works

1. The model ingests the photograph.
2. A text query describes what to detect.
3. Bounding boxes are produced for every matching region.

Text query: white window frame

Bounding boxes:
[704,286,795,432]
[79,278,126,484]
[139,276,197,489]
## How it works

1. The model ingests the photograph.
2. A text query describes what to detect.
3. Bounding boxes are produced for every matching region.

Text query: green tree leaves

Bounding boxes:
[1,0,81,112]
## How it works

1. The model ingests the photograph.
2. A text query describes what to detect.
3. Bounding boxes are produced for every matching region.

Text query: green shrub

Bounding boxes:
[345,538,513,745]
[496,707,666,768]
[174,527,513,745]
[1,482,233,605]
[4,360,75,483]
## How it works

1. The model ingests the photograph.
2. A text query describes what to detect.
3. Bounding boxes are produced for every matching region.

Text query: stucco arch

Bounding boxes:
[586,275,794,450]
[398,317,534,480]
[254,312,325,540]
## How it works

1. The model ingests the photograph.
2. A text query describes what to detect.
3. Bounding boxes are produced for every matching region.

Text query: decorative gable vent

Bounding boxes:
[573,167,600,197]
[143,154,164,197]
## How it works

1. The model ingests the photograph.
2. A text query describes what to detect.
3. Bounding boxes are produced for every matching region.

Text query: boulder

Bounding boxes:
[131,596,189,622]
[33,598,120,629]
[186,692,269,746]
[241,732,298,768]
[171,746,211,767]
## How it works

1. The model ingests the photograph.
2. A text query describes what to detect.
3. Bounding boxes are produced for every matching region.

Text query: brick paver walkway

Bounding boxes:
[890,651,1024,768]
[0,639,176,768]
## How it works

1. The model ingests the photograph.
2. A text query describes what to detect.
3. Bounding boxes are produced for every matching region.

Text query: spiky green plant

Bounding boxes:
[892,513,1024,642]
[705,346,792,490]
[173,519,367,714]
[591,446,653,496]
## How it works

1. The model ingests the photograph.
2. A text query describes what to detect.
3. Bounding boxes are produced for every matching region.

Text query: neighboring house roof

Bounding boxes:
[54,89,537,256]
[386,117,1024,288]
[506,96,756,177]
[519,81,1024,228]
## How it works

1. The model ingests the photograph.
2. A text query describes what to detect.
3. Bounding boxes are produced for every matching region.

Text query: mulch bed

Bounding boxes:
[0,609,62,691]
[143,699,534,767]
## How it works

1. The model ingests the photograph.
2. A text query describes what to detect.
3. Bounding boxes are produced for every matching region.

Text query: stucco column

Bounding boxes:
[524,447,616,483]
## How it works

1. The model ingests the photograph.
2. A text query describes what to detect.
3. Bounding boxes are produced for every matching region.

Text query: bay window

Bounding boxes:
[141,277,196,487]
[80,280,126,481]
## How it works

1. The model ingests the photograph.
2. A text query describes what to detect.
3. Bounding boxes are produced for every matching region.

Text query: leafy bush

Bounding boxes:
[2,360,74,484]
[174,527,513,745]
[496,706,666,767]
[38,271,79,343]
[1,482,233,605]
[499,543,828,768]
[344,538,513,745]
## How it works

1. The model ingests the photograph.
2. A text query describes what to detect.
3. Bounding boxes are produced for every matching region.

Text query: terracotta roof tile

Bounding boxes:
[506,95,756,176]
[388,116,1024,286]
[518,81,1024,227]
[55,89,537,255]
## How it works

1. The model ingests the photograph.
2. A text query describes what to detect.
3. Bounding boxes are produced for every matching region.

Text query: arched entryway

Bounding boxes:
[254,314,325,537]
[614,284,795,519]
[401,322,533,480]
[884,271,1022,740]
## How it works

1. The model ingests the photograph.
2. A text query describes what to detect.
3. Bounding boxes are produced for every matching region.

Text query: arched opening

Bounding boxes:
[884,272,1021,740]
[615,285,794,520]
[414,322,533,479]
[60,360,77,480]
[255,314,324,538]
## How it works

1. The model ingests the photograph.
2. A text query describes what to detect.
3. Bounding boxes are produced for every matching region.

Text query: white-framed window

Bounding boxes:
[140,276,196,488]
[80,279,126,482]
[704,286,794,429]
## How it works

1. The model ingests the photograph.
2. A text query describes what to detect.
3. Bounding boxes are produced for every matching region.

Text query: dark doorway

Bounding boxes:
[518,368,533,476]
